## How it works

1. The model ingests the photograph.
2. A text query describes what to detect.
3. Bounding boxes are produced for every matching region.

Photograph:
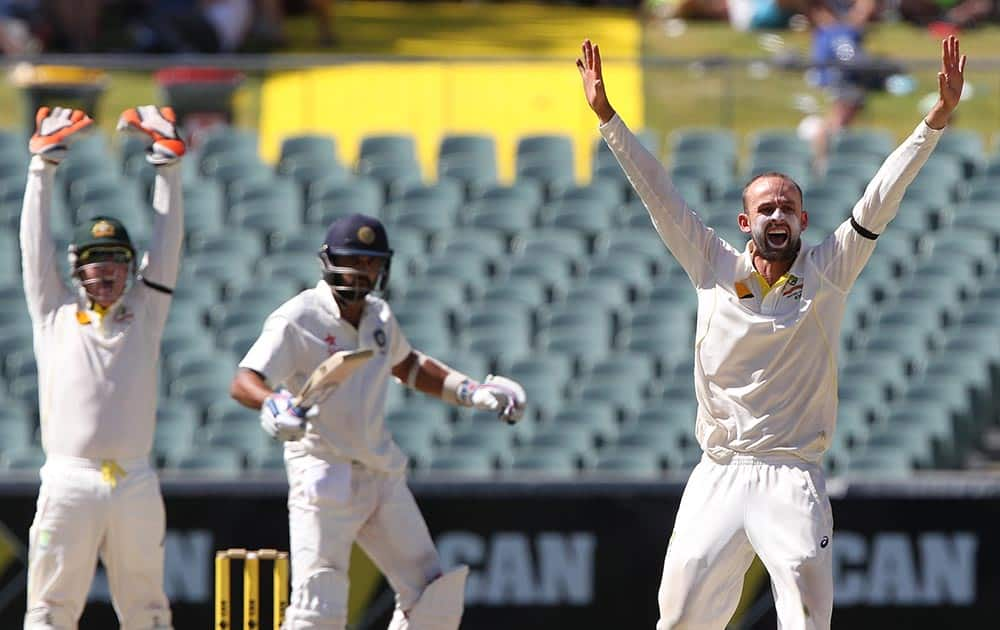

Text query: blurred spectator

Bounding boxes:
[46,0,105,52]
[794,0,886,167]
[0,1,42,54]
[895,0,995,28]
[253,0,337,48]
[661,0,797,30]
[132,0,253,53]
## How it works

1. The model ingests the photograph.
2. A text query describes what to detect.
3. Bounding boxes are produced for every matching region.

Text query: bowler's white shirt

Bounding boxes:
[240,283,411,472]
[601,115,941,463]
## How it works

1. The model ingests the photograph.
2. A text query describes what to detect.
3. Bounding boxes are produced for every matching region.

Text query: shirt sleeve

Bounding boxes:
[19,156,71,320]
[812,121,943,291]
[238,314,304,389]
[599,114,738,287]
[386,308,412,367]
[139,162,183,296]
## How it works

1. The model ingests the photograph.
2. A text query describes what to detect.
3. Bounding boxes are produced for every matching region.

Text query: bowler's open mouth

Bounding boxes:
[766,227,789,248]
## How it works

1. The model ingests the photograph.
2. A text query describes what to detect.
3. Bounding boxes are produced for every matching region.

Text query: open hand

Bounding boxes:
[576,39,616,124]
[925,35,966,129]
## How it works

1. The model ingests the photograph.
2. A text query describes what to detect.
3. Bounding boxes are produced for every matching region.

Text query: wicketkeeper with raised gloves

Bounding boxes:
[230,213,527,630]
[577,36,965,629]
[21,106,185,629]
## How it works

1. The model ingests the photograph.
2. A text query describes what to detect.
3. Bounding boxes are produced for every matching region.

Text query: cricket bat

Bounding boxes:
[293,348,374,408]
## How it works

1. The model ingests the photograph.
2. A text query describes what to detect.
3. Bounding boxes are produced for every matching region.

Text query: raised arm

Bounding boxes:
[117,106,187,295]
[20,107,93,319]
[816,36,965,290]
[577,39,735,286]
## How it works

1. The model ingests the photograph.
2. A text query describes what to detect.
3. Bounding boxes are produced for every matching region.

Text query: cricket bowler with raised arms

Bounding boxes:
[577,35,965,629]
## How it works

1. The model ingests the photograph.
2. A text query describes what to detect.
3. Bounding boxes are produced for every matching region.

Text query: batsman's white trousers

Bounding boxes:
[24,455,172,630]
[285,451,442,626]
[657,454,833,630]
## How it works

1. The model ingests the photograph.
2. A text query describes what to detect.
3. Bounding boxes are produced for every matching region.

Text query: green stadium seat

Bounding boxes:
[556,181,624,209]
[199,128,259,162]
[427,447,495,476]
[540,199,613,233]
[477,277,548,307]
[0,445,46,471]
[170,447,245,474]
[447,421,517,463]
[187,228,265,258]
[153,410,200,464]
[503,251,576,288]
[844,445,914,475]
[432,228,508,258]
[507,445,578,475]
[360,134,417,165]
[472,181,544,208]
[306,175,383,213]
[511,227,587,259]
[384,198,456,231]
[748,128,811,159]
[256,254,322,288]
[400,179,465,212]
[550,400,619,444]
[358,159,422,198]
[495,360,566,420]
[831,128,894,160]
[390,424,437,470]
[935,129,984,178]
[560,279,631,310]
[230,199,304,236]
[0,411,34,450]
[668,128,736,160]
[278,157,350,196]
[464,198,535,233]
[169,370,235,408]
[537,327,610,367]
[592,446,664,476]
[386,401,453,440]
[182,182,226,236]
[583,254,653,291]
[280,134,338,164]
[396,278,466,308]
[439,134,497,170]
[527,424,597,465]
[432,350,489,382]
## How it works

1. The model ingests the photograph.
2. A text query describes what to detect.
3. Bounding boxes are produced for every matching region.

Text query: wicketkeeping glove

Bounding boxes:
[465,375,527,424]
[29,106,94,163]
[116,105,186,165]
[260,389,315,442]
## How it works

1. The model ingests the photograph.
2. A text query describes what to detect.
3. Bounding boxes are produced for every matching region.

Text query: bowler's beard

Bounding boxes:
[751,226,801,262]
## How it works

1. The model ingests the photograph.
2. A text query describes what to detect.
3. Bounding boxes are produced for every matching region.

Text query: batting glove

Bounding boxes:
[29,106,94,163]
[260,389,314,442]
[116,105,186,165]
[465,375,527,424]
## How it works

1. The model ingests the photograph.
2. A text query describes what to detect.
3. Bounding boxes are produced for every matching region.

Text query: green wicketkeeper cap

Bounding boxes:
[72,216,135,259]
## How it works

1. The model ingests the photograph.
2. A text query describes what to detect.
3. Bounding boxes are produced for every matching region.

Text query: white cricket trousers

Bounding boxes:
[284,451,441,629]
[24,455,172,630]
[657,454,834,630]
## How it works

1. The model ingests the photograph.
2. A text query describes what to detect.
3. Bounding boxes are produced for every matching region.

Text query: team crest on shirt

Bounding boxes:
[373,329,387,350]
[782,274,803,300]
